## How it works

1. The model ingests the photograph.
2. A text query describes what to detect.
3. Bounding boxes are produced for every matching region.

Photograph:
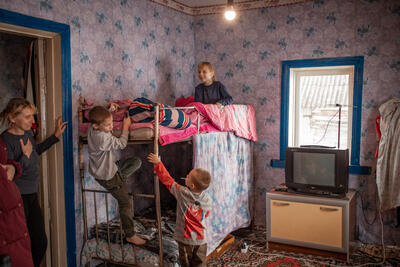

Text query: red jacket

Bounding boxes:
[0,138,33,267]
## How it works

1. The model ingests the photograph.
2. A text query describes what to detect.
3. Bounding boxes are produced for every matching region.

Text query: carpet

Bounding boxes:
[206,228,400,267]
[95,227,400,266]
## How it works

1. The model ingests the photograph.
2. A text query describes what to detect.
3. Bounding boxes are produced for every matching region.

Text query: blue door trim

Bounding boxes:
[272,56,371,175]
[0,9,76,267]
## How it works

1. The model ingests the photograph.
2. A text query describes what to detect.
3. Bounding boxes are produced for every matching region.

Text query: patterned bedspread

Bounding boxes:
[81,238,178,267]
[81,218,179,266]
[193,132,253,255]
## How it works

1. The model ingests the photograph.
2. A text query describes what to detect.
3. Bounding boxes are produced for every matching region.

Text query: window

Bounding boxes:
[289,67,353,149]
[271,57,370,174]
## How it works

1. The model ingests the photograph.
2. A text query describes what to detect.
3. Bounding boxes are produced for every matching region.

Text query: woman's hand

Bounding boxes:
[54,116,68,138]
[20,138,32,159]
[147,153,161,164]
[0,164,13,181]
[3,164,16,181]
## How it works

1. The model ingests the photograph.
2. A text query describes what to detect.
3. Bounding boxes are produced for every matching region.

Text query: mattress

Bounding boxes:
[79,123,154,141]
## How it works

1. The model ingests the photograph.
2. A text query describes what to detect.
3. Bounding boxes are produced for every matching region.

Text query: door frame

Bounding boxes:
[0,9,75,267]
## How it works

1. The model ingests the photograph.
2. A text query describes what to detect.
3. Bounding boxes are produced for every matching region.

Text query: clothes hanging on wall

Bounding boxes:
[376,98,400,211]
[24,41,36,105]
[23,41,39,135]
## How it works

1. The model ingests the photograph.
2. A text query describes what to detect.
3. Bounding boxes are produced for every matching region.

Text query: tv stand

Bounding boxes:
[266,189,356,262]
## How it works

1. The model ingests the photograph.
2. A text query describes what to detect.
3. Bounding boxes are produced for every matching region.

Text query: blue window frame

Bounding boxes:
[271,56,371,175]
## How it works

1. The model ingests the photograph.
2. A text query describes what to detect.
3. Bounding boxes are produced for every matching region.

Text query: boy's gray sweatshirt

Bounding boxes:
[154,162,212,245]
[87,126,128,180]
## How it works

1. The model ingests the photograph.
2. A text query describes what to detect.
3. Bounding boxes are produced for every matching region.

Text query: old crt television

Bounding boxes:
[285,146,349,197]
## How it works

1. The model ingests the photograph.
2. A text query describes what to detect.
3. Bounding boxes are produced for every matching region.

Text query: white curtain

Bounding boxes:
[376,98,400,211]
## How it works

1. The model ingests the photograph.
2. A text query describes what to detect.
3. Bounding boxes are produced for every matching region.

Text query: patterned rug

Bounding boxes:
[95,227,400,266]
[206,228,400,267]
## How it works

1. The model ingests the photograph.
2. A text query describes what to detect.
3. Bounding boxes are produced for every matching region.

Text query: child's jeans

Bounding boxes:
[178,242,207,267]
[96,157,141,238]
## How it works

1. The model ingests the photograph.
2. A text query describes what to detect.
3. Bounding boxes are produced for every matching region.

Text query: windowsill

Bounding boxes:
[270,160,371,175]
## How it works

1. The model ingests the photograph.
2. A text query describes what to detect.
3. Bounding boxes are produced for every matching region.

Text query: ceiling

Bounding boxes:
[150,0,310,15]
[172,0,251,8]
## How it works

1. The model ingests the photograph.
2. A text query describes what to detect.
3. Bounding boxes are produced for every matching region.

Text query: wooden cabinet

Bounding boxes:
[266,189,356,261]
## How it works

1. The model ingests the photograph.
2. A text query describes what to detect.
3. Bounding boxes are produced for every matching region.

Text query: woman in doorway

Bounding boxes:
[0,98,67,267]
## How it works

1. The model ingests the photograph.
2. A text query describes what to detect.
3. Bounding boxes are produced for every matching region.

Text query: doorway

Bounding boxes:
[0,9,75,267]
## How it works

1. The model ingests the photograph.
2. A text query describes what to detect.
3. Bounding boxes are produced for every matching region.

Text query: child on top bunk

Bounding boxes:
[87,106,145,246]
[195,62,233,109]
[147,153,212,267]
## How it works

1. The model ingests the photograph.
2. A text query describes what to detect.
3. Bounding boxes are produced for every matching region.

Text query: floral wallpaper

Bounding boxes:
[0,0,399,262]
[193,0,400,246]
[0,32,33,109]
[0,0,196,262]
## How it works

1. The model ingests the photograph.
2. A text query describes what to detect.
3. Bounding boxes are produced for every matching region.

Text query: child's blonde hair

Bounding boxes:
[192,168,211,192]
[0,98,37,124]
[198,62,216,82]
[89,106,112,125]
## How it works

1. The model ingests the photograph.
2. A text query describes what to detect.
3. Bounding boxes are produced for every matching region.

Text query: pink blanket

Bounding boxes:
[79,99,257,145]
[184,102,258,142]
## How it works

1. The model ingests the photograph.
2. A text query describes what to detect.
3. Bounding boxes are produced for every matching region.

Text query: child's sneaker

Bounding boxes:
[126,235,146,246]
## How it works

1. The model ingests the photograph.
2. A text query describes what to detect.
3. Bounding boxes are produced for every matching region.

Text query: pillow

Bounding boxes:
[175,96,194,107]
[129,97,191,130]
[83,99,132,122]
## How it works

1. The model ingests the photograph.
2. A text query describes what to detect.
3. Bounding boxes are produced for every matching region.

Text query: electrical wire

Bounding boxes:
[355,190,378,226]
[316,110,339,145]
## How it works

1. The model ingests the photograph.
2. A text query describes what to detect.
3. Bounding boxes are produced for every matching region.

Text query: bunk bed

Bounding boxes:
[78,96,257,266]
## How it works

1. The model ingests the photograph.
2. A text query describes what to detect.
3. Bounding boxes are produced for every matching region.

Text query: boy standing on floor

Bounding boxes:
[147,153,212,267]
[88,106,145,245]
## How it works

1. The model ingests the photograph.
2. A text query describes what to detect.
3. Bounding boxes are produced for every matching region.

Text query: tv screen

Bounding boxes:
[285,147,349,197]
[293,152,335,186]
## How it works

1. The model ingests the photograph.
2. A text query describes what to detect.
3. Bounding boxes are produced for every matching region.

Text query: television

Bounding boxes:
[285,146,349,198]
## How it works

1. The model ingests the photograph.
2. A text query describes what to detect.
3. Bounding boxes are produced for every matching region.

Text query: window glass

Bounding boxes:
[288,68,353,150]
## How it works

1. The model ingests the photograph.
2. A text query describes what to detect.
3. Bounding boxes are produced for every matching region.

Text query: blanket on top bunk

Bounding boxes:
[182,101,257,142]
[79,97,257,145]
[129,97,191,130]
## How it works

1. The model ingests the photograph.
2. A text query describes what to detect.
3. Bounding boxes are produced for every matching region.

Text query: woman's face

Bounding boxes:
[10,107,35,132]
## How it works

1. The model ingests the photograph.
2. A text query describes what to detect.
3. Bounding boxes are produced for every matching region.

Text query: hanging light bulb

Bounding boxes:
[224,0,236,21]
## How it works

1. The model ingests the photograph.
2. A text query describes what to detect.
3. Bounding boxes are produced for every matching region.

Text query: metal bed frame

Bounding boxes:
[78,97,199,266]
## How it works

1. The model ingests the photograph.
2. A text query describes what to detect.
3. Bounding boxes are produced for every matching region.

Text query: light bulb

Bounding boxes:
[224,7,236,21]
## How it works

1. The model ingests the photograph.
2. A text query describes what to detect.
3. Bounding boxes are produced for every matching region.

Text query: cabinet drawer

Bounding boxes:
[270,200,342,248]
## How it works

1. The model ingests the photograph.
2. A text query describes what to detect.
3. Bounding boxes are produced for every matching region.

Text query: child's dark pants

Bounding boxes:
[96,157,141,238]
